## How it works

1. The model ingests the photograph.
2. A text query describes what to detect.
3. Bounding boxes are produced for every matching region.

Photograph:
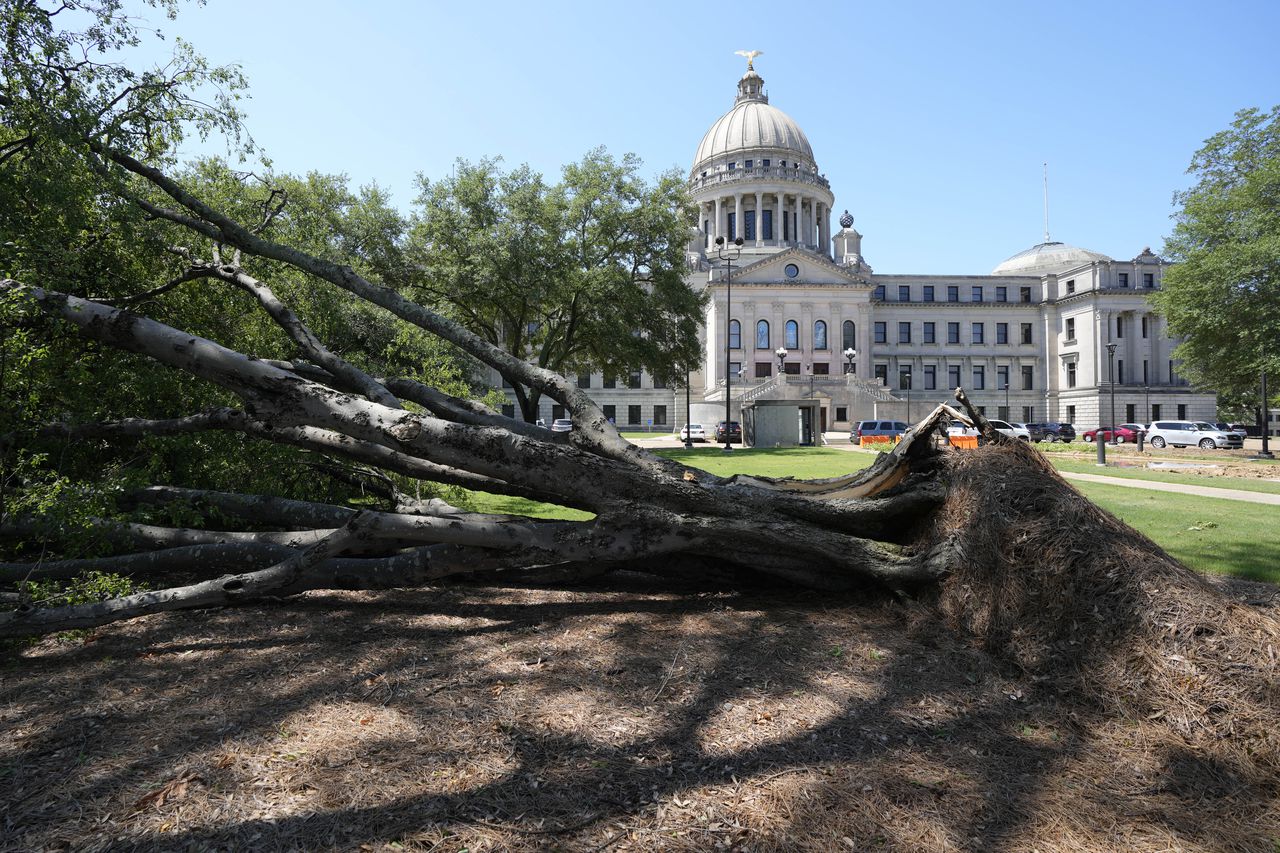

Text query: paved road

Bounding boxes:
[1059,471,1280,506]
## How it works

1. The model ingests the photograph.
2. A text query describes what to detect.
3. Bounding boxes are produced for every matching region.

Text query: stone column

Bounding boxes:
[733,193,743,243]
[797,194,807,247]
[773,193,782,246]
[754,191,764,247]
[714,197,723,243]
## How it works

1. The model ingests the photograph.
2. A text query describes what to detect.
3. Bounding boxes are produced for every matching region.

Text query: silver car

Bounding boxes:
[1146,420,1243,450]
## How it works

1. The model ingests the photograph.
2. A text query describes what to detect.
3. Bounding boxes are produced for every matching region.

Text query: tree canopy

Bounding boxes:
[407,152,703,423]
[1155,106,1280,406]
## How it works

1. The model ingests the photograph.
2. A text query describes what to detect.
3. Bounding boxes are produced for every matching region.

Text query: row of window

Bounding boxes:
[1114,273,1156,288]
[872,321,1035,346]
[501,403,672,427]
[869,363,1036,392]
[1062,359,1177,388]
[873,284,1036,304]
[729,318,846,351]
[503,371,667,391]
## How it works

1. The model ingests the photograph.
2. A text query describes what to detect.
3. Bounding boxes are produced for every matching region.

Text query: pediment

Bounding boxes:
[730,248,871,288]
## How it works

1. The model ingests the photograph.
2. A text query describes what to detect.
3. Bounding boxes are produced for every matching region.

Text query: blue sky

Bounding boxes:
[134,0,1279,274]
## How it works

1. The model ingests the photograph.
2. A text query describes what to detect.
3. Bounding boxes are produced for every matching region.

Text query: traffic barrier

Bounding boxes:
[860,435,901,448]
[949,435,979,450]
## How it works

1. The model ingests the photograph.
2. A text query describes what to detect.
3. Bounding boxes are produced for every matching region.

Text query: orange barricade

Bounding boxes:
[861,435,901,448]
[949,435,979,450]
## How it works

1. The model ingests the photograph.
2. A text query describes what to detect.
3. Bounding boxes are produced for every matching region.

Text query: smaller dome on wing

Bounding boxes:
[992,241,1112,276]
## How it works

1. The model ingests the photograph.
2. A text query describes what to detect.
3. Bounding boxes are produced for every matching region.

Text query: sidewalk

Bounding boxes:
[1061,471,1280,506]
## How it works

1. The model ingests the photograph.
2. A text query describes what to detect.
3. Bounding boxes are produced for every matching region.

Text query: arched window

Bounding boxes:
[728,319,741,350]
[785,320,799,350]
[842,320,856,351]
[813,320,828,350]
[756,320,770,350]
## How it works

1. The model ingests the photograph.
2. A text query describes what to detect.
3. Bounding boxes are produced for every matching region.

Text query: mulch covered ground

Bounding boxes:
[3,572,1278,852]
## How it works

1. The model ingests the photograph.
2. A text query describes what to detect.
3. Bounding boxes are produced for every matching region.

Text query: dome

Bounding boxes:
[992,241,1112,276]
[691,68,815,174]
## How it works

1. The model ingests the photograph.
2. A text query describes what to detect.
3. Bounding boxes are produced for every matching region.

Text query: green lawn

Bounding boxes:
[1049,457,1280,495]
[456,448,1277,583]
[1073,481,1280,583]
[618,431,671,440]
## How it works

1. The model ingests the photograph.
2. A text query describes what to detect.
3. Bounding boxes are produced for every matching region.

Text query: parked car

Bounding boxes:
[1036,422,1077,442]
[1120,423,1148,438]
[1015,422,1047,443]
[853,420,908,445]
[1146,421,1244,450]
[1214,422,1249,437]
[988,419,1031,441]
[946,420,979,438]
[1082,425,1139,444]
[714,420,742,443]
[550,418,573,432]
[679,423,707,442]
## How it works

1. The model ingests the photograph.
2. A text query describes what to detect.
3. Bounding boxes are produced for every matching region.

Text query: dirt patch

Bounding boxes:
[4,571,1278,852]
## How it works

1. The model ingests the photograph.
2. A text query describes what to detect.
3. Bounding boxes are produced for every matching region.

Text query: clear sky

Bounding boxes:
[129,0,1279,275]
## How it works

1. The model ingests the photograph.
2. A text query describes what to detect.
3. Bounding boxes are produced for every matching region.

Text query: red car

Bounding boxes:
[1082,425,1139,444]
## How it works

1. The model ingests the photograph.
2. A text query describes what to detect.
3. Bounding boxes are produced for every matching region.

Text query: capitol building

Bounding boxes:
[513,59,1216,442]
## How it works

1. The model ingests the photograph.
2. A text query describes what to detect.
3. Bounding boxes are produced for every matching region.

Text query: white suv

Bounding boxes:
[1146,421,1243,450]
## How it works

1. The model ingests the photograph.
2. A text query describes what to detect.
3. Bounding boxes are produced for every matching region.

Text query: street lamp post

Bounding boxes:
[905,373,912,422]
[1144,384,1150,423]
[1003,381,1010,422]
[807,364,815,398]
[775,346,788,374]
[1261,368,1274,459]
[683,363,693,450]
[716,236,744,451]
[843,347,857,375]
[1107,342,1119,445]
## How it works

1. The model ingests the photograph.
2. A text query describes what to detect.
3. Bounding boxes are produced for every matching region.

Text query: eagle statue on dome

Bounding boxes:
[734,49,762,71]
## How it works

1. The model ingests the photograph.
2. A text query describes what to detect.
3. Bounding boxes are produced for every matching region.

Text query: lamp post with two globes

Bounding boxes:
[716,236,744,451]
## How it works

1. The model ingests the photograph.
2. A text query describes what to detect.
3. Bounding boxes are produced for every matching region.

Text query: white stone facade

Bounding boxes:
[503,61,1215,434]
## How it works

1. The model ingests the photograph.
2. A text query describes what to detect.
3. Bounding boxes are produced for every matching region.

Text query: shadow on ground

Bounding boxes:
[2,575,1277,851]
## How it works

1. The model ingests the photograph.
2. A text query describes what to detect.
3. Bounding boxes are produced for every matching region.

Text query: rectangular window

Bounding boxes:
[1021,365,1034,390]
[603,404,616,423]
[1126,403,1135,423]
[744,211,756,241]
[744,159,753,169]
[1020,286,1032,303]
[784,362,801,375]
[1151,404,1161,421]
[996,323,1008,345]
[628,370,642,389]
[627,404,642,425]
[924,364,937,390]
[874,322,887,343]
[1143,273,1154,288]
[653,405,667,426]
[971,285,983,302]
[1143,360,1148,384]
[1021,323,1033,345]
[923,285,935,302]
[1022,405,1034,423]
[1118,272,1129,288]
[729,360,741,378]
[813,362,829,375]
[762,159,770,168]
[923,322,936,343]
[1141,316,1148,338]
[577,372,591,388]
[971,322,984,344]
[552,404,566,421]
[899,285,911,302]
[755,361,772,378]
[1177,403,1187,419]
[948,365,961,388]
[762,209,773,240]
[1067,362,1077,388]
[972,366,985,390]
[898,322,911,343]
[874,364,888,383]
[1067,405,1076,423]
[653,376,666,389]
[899,365,913,390]
[947,285,959,302]
[998,405,1009,421]
[501,403,515,418]
[1117,360,1124,384]
[1066,279,1076,294]
[1066,318,1076,340]
[996,286,1007,302]
[727,212,736,241]
[874,285,886,300]
[835,406,847,422]
[603,374,616,389]
[997,365,1009,390]
[947,322,960,344]
[1116,316,1124,337]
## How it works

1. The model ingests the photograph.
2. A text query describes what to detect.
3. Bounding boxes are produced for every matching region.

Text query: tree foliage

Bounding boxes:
[1155,106,1280,404]
[407,151,703,422]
